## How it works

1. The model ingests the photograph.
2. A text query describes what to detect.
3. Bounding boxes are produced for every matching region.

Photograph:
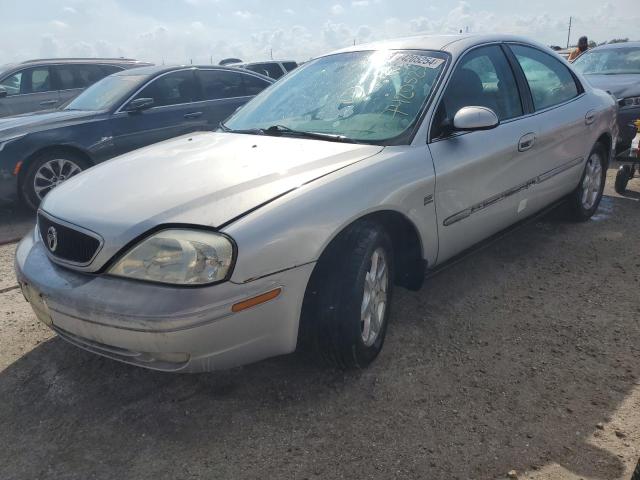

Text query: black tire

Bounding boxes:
[632,458,640,480]
[299,220,394,369]
[21,150,89,210]
[568,143,607,222]
[615,165,631,194]
[615,165,634,195]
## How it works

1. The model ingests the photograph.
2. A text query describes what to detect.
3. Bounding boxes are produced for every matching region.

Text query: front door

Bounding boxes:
[429,44,540,263]
[0,66,59,116]
[109,69,205,157]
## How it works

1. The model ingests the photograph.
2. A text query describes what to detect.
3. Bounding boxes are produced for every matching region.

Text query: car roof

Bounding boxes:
[589,41,640,51]
[327,34,552,57]
[113,64,275,82]
[244,60,297,65]
[18,58,150,65]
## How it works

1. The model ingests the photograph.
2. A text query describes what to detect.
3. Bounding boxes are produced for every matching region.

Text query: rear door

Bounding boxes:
[507,44,590,209]
[429,44,540,263]
[0,66,59,116]
[197,69,272,128]
[109,69,204,156]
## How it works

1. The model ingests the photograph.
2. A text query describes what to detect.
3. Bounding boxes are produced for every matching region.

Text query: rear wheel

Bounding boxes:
[568,143,606,221]
[21,151,88,210]
[300,221,394,369]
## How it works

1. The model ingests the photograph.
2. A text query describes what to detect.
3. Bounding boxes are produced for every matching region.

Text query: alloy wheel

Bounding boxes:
[33,158,83,201]
[360,247,389,347]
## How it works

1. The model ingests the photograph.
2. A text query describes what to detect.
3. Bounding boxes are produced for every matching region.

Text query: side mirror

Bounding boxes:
[0,87,7,99]
[125,97,154,113]
[453,106,499,131]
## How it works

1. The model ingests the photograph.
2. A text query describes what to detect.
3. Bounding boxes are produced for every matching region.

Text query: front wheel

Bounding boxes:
[300,221,394,369]
[21,151,88,210]
[568,143,606,221]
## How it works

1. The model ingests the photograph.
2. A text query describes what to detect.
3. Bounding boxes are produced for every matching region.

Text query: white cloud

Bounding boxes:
[2,0,640,67]
[234,10,252,19]
[50,20,68,29]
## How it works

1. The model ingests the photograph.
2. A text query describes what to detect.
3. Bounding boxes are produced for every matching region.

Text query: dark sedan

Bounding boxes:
[572,42,640,152]
[0,65,273,208]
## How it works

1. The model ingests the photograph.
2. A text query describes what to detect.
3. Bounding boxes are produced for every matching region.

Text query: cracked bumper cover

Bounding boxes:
[14,230,314,372]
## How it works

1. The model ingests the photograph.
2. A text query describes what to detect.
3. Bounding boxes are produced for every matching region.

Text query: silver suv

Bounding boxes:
[0,58,152,117]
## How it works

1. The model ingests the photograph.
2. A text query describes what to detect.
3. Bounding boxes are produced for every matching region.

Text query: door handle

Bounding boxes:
[184,111,203,119]
[518,132,536,152]
[39,100,58,106]
[585,110,596,125]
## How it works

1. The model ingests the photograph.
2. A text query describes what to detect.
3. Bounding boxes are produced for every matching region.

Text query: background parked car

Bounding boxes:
[0,65,273,209]
[241,61,299,79]
[572,42,640,152]
[0,58,152,117]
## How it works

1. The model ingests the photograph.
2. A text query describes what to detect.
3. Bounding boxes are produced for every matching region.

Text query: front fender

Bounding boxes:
[224,145,438,284]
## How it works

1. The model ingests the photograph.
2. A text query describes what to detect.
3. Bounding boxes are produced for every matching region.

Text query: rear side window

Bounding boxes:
[55,64,109,89]
[242,74,271,96]
[282,62,298,72]
[199,70,245,99]
[245,63,284,79]
[133,70,197,107]
[100,65,123,77]
[433,45,522,138]
[510,45,579,110]
[0,67,53,95]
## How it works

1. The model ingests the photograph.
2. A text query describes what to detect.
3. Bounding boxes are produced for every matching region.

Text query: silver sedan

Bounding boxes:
[15,34,618,372]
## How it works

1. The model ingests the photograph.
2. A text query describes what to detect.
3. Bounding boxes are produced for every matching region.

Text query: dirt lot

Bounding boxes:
[0,167,639,480]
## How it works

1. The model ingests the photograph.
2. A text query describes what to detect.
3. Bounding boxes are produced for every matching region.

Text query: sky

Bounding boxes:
[1,0,638,66]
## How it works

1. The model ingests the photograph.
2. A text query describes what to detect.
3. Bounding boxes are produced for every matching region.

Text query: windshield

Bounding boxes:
[224,50,448,143]
[65,75,147,111]
[573,47,640,75]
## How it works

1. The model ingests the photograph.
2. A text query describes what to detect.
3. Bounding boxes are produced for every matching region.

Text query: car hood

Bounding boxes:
[41,131,384,271]
[0,109,101,139]
[584,74,640,98]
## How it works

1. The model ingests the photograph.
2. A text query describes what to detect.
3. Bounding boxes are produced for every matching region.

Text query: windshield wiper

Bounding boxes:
[218,121,265,135]
[219,122,360,143]
[261,125,359,143]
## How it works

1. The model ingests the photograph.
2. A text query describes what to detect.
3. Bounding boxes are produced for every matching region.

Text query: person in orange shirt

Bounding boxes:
[568,36,589,61]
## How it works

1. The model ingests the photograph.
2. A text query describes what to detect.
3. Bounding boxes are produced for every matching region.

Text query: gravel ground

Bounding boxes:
[0,168,639,480]
[0,202,33,245]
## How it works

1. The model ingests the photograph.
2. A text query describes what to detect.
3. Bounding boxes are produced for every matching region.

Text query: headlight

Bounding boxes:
[619,97,640,108]
[108,229,235,285]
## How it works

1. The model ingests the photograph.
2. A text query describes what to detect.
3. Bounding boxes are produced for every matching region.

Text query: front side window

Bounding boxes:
[225,50,448,143]
[132,70,197,108]
[573,47,640,75]
[511,45,579,110]
[1,67,52,95]
[433,45,523,138]
[0,71,22,96]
